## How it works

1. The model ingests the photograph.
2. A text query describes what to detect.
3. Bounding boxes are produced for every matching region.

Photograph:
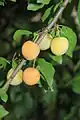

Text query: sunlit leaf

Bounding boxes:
[48,53,62,64]
[13,30,32,41]
[12,59,18,69]
[0,105,9,119]
[60,26,77,57]
[0,57,10,70]
[42,6,53,22]
[53,1,62,12]
[37,58,55,89]
[0,89,8,102]
[27,3,44,11]
[37,0,51,5]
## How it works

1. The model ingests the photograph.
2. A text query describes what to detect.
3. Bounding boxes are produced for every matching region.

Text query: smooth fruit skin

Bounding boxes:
[7,68,23,86]
[22,41,40,60]
[23,67,40,85]
[51,37,69,56]
[39,33,52,50]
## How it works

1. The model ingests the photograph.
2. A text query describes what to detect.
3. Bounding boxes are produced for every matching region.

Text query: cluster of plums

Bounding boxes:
[7,33,69,86]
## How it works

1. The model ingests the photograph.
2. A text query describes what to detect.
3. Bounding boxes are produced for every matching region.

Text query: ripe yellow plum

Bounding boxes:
[23,67,40,85]
[51,37,69,56]
[7,68,23,86]
[22,41,40,60]
[39,33,52,50]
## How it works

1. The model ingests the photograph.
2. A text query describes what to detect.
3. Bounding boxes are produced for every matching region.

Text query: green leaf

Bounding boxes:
[0,57,9,70]
[53,1,62,12]
[48,53,62,64]
[33,32,39,42]
[13,30,32,41]
[72,73,80,94]
[37,58,55,89]
[0,89,8,102]
[1,93,8,103]
[27,3,44,11]
[41,6,53,22]
[12,59,17,69]
[78,0,80,24]
[60,26,77,57]
[37,0,51,5]
[0,105,9,119]
[48,17,53,25]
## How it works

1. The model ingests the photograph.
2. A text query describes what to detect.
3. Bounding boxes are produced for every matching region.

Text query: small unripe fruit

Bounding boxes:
[39,33,52,50]
[7,68,23,86]
[22,41,40,60]
[23,67,40,85]
[51,37,69,56]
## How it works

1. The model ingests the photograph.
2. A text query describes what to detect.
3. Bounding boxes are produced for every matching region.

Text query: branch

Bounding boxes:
[2,0,69,90]
[2,59,26,90]
[47,0,69,30]
[36,0,69,44]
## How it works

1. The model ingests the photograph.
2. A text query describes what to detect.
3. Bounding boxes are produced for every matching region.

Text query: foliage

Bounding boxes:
[0,0,80,120]
[0,57,10,70]
[0,105,9,119]
[60,25,77,57]
[13,30,32,41]
[37,58,55,89]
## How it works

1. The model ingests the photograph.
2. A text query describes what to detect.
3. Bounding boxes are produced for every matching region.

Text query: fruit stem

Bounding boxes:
[33,59,36,68]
